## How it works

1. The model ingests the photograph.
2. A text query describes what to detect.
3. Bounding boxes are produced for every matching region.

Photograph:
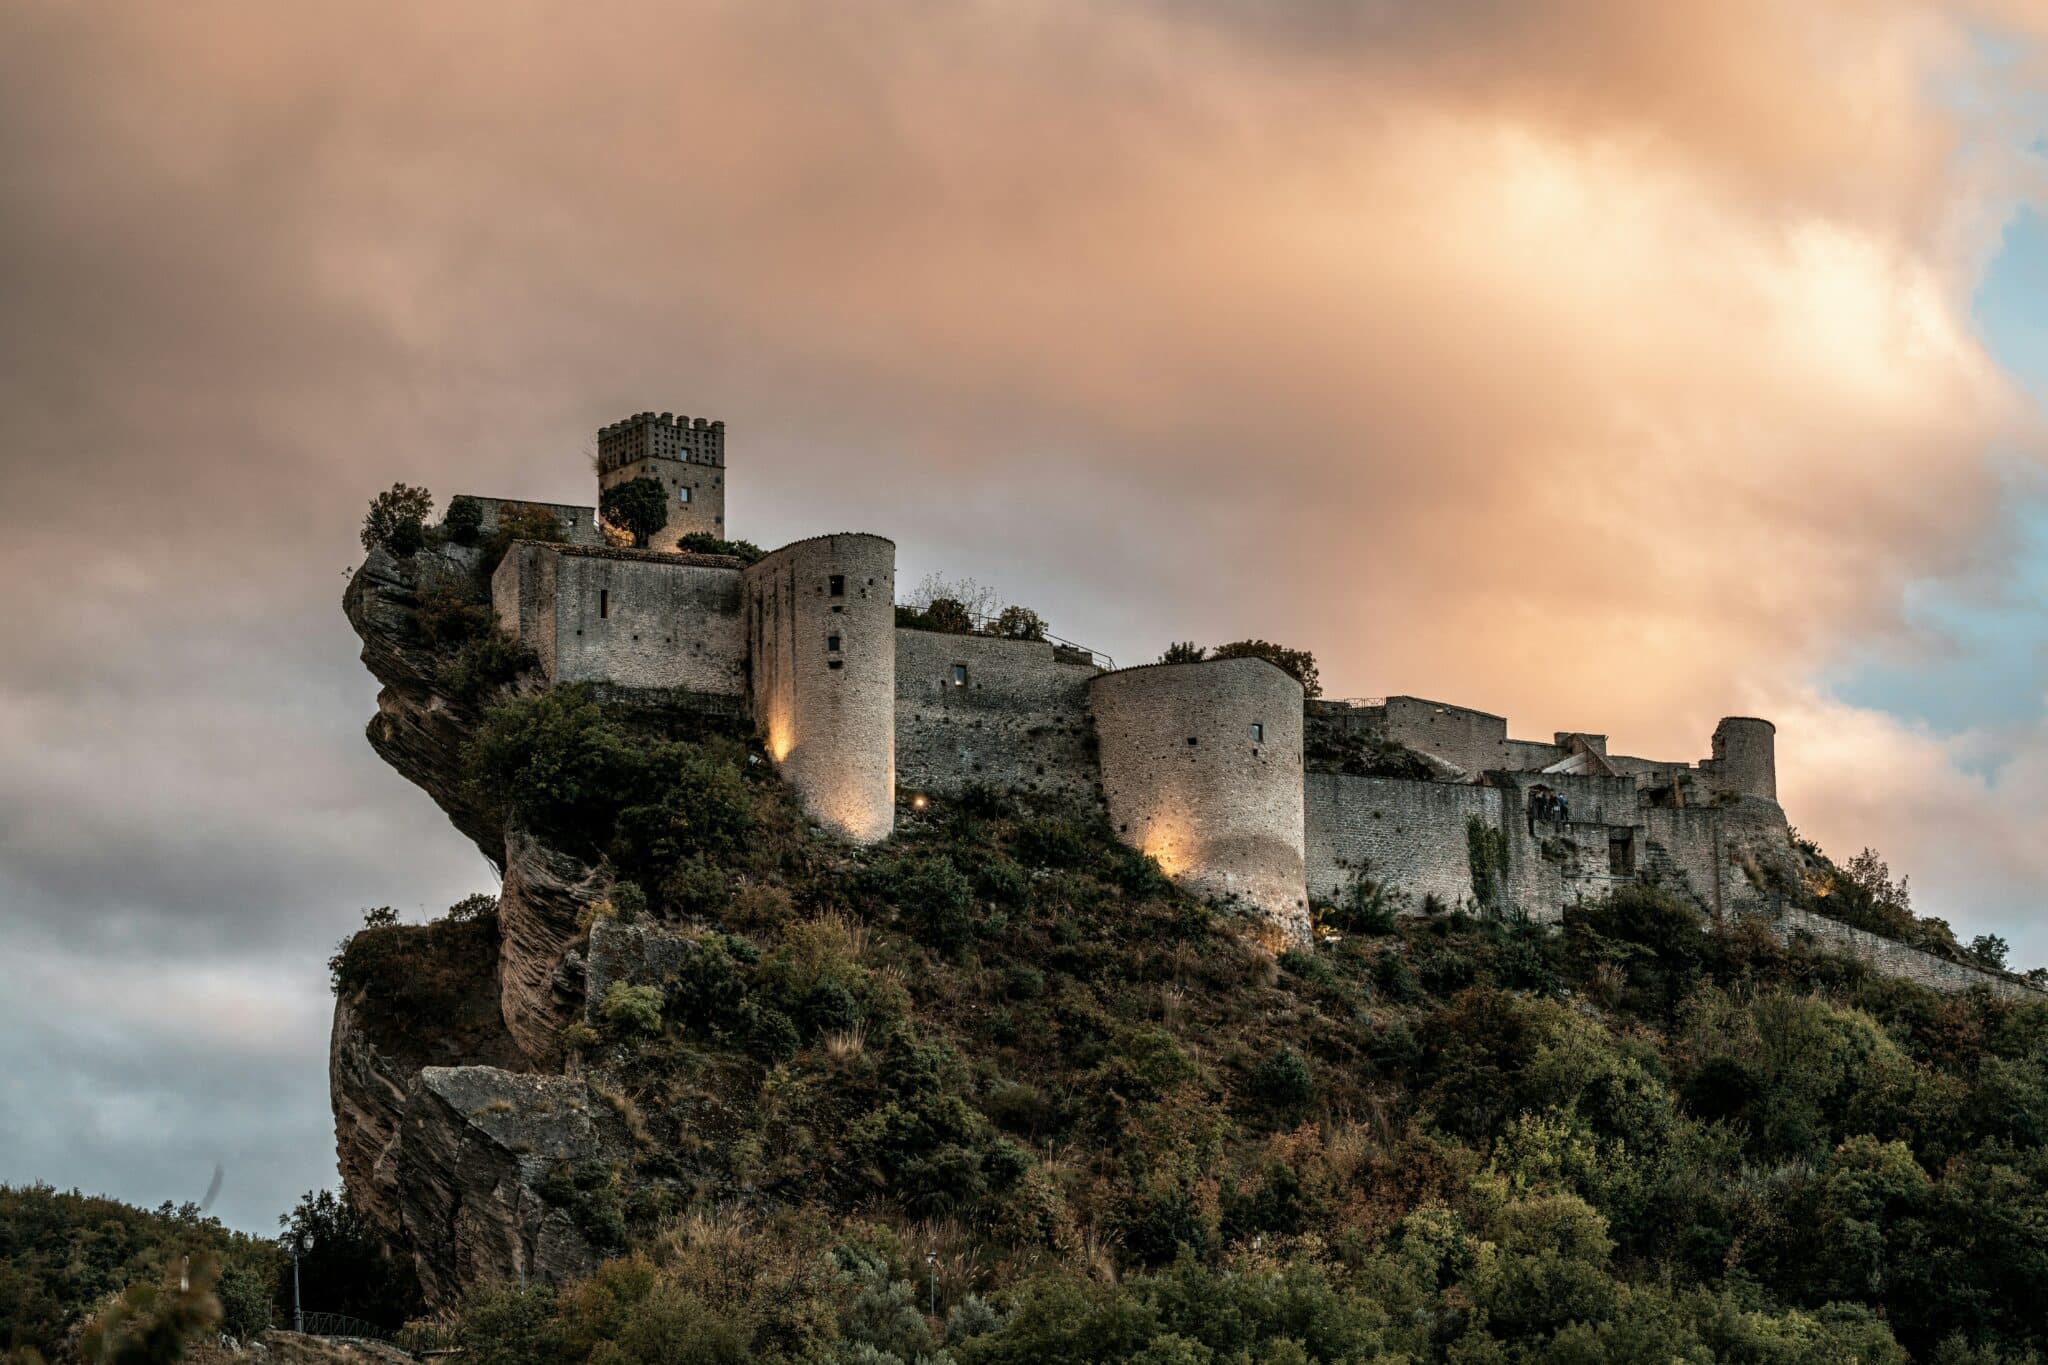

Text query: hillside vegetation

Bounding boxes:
[319,680,2048,1364]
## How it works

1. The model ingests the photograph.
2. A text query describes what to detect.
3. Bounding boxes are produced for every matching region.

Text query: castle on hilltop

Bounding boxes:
[459,409,2022,991]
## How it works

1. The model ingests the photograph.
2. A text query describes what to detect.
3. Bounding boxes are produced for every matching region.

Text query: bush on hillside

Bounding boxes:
[361,483,434,558]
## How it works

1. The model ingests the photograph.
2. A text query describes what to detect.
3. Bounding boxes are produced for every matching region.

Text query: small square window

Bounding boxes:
[1187,736,1199,746]
[829,575,846,597]
[1250,722,1264,743]
[951,664,968,687]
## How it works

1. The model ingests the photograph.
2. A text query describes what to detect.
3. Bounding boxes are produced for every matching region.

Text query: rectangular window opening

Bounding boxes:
[827,635,841,652]
[951,664,968,688]
[599,589,609,620]
[829,574,846,597]
[1608,833,1635,876]
[1250,722,1264,743]
[678,486,691,504]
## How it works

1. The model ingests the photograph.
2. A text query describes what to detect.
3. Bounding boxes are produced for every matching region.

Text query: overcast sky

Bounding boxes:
[3,1,2047,1234]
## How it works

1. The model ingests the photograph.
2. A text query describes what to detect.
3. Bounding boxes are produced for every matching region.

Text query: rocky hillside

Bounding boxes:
[333,537,2048,1363]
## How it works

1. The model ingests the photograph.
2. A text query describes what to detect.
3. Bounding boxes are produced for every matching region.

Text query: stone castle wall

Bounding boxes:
[493,543,561,677]
[1706,717,1777,801]
[1758,905,2036,998]
[1091,658,1308,942]
[460,496,606,548]
[545,548,745,695]
[742,534,896,843]
[894,628,1099,801]
[492,545,747,699]
[1305,772,1504,910]
[597,458,725,552]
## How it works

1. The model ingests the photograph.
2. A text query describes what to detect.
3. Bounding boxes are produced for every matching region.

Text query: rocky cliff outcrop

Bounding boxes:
[497,827,609,1068]
[393,1067,630,1304]
[343,545,508,866]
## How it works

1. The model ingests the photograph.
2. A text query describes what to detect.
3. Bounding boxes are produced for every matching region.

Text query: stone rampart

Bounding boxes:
[491,544,747,698]
[545,548,744,694]
[1706,716,1778,802]
[1757,905,2039,998]
[742,534,896,843]
[894,629,1100,802]
[1305,772,1504,911]
[458,496,605,547]
[1091,658,1308,942]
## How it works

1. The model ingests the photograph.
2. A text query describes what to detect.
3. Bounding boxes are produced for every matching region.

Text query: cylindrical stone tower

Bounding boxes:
[741,534,896,842]
[1710,716,1777,802]
[1089,657,1308,944]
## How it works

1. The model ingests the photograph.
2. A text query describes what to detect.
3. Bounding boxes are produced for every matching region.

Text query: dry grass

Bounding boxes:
[590,1078,653,1149]
[824,1020,869,1061]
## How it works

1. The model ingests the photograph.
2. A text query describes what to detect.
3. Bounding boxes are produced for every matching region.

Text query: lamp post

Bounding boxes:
[287,1231,315,1333]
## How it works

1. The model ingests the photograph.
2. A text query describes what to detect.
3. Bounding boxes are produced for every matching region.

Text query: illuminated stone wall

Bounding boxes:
[491,544,746,700]
[742,533,896,843]
[894,629,1099,801]
[1090,657,1308,943]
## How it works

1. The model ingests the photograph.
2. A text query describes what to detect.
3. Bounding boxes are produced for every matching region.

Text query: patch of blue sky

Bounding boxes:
[1826,198,2048,765]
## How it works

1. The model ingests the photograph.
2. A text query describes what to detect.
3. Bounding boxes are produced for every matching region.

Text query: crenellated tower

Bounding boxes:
[596,411,727,551]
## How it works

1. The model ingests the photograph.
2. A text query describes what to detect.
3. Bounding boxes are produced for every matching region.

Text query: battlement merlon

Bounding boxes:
[597,411,727,472]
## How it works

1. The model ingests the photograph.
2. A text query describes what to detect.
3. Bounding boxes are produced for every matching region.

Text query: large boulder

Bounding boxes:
[393,1067,630,1305]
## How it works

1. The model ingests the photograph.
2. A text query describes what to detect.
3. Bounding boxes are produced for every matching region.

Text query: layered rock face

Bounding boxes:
[337,546,628,1300]
[344,545,512,866]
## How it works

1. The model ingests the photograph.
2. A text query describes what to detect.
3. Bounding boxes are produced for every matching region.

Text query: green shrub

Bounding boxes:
[410,583,496,648]
[1249,1045,1315,1110]
[862,850,978,951]
[443,494,484,546]
[362,482,433,557]
[1208,639,1320,697]
[599,983,665,1038]
[599,476,669,548]
[480,502,565,577]
[677,532,767,564]
[437,631,536,706]
[443,892,497,922]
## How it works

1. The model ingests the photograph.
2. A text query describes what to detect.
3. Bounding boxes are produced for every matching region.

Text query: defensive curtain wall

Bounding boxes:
[894,628,1101,802]
[461,496,607,548]
[741,534,897,845]
[462,408,2035,994]
[1090,658,1310,945]
[493,544,748,700]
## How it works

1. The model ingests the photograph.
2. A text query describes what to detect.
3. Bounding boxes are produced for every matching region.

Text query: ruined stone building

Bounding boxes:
[471,408,2028,994]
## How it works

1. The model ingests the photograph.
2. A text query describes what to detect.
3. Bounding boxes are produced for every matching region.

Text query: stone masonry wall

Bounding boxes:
[597,458,725,552]
[493,543,560,678]
[742,534,896,843]
[1757,905,2039,998]
[1091,658,1308,943]
[459,496,605,547]
[546,548,745,696]
[894,629,1100,802]
[1380,697,1513,777]
[1305,772,1504,911]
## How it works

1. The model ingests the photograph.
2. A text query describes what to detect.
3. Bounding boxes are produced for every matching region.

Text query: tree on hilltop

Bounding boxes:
[360,483,434,558]
[600,476,669,549]
[1206,639,1322,696]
